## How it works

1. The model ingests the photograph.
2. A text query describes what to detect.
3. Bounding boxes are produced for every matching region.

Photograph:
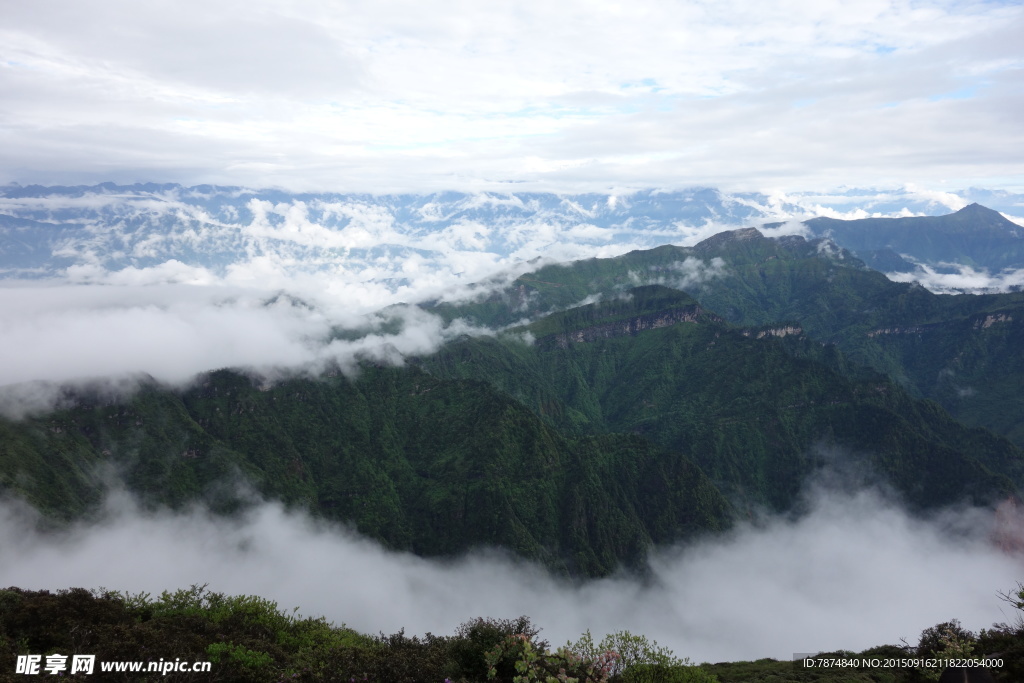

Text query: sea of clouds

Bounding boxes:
[1,482,1021,663]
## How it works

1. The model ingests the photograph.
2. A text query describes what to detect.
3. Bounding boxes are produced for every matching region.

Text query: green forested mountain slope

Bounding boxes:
[420,286,1024,513]
[0,365,731,577]
[688,232,1024,444]
[429,230,1024,446]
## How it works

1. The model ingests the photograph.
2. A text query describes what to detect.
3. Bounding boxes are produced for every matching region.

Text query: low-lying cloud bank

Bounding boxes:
[887,263,1024,294]
[1,486,1020,663]
[0,282,503,418]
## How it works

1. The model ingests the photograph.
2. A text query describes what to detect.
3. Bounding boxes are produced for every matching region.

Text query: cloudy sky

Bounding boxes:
[2,0,1022,193]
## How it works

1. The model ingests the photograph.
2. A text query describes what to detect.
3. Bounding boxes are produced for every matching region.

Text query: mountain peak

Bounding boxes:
[955,202,999,216]
[694,227,763,250]
[946,202,1024,236]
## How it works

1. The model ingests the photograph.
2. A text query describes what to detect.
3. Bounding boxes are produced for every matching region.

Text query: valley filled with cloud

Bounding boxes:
[1,484,1021,663]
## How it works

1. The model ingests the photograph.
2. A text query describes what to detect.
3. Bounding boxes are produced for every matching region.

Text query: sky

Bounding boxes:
[2,0,1023,193]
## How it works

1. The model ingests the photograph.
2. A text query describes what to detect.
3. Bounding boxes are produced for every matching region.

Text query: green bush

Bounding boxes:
[620,662,718,683]
[451,616,545,682]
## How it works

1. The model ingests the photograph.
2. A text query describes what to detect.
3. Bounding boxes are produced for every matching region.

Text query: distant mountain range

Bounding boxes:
[800,203,1024,276]
[1,183,1022,290]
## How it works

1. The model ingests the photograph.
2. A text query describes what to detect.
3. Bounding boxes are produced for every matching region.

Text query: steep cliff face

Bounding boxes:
[976,313,1013,329]
[542,305,715,348]
[740,325,803,339]
[867,325,927,337]
[868,312,1013,337]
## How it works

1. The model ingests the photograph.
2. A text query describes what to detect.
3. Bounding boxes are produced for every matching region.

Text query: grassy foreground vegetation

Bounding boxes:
[2,584,1022,682]
[0,585,716,682]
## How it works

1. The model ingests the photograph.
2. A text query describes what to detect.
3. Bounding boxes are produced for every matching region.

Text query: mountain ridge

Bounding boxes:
[801,202,1024,273]
[427,230,1024,448]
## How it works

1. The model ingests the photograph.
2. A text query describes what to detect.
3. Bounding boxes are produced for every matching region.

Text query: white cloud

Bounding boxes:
[0,288,319,386]
[902,184,970,212]
[65,260,217,286]
[0,486,1019,663]
[0,282,491,415]
[644,257,729,292]
[1000,212,1024,228]
[759,220,813,239]
[887,263,1024,294]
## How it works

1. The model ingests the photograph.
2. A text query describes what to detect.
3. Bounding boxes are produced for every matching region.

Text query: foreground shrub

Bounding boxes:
[485,632,619,683]
[620,662,718,683]
[451,616,545,682]
[563,629,717,683]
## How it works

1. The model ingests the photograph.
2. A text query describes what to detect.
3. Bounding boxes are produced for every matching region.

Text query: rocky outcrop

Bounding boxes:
[867,326,926,337]
[975,313,1013,329]
[867,313,1013,338]
[542,306,714,348]
[741,325,802,339]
